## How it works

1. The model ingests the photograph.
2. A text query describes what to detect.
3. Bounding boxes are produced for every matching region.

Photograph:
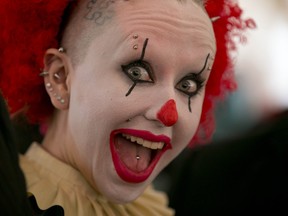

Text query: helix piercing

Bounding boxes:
[58,47,65,53]
[39,71,49,77]
[211,16,220,23]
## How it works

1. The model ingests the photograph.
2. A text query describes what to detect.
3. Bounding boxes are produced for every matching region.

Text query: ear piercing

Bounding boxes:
[211,16,220,23]
[53,72,61,79]
[58,47,65,53]
[45,82,65,104]
[39,71,49,77]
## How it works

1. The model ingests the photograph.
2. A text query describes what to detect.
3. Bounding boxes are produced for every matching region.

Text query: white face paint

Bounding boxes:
[64,0,215,203]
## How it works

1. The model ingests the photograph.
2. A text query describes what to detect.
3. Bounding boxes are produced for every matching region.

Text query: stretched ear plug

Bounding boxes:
[157,99,178,127]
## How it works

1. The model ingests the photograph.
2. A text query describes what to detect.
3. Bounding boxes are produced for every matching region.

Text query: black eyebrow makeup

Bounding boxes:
[124,38,150,97]
[187,53,210,112]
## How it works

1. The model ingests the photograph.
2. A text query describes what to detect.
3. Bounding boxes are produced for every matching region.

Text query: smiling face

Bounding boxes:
[56,0,215,203]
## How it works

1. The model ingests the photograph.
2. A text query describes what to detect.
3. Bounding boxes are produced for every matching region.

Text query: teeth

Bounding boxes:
[121,134,165,150]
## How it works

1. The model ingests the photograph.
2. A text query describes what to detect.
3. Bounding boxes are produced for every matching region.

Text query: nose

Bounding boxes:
[157,99,178,127]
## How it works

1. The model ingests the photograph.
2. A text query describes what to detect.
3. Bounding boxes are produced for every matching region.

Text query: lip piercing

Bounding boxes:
[133,44,138,50]
[208,65,212,71]
[126,118,132,122]
[133,34,138,39]
[136,155,140,160]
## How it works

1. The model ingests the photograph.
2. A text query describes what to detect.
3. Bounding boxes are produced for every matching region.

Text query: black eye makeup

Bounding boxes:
[121,38,153,96]
[176,53,210,112]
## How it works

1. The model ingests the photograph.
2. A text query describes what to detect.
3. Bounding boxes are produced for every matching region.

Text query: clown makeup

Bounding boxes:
[122,38,211,112]
[176,53,210,112]
[47,0,216,204]
[121,38,152,96]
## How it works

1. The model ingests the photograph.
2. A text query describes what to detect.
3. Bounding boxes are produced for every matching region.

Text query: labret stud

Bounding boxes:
[136,155,140,160]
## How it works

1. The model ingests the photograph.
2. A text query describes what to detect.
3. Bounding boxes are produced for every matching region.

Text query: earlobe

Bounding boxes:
[42,48,71,110]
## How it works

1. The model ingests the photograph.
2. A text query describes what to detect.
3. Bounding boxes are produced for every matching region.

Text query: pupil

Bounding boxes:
[132,68,140,77]
[182,81,189,89]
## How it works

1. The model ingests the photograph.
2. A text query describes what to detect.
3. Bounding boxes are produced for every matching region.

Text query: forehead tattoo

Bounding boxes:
[84,0,115,25]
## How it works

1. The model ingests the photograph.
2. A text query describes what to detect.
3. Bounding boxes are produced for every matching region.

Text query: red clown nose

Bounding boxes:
[157,99,178,127]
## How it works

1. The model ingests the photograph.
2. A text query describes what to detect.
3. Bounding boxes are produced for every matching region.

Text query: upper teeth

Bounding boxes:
[122,134,165,150]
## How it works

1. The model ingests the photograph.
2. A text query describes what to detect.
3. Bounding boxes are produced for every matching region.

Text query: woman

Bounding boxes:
[0,0,253,215]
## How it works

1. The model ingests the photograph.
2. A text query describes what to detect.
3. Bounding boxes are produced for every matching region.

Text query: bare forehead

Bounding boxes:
[74,0,213,40]
[111,0,215,49]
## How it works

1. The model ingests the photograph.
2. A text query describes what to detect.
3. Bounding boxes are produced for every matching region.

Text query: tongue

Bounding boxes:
[115,136,152,172]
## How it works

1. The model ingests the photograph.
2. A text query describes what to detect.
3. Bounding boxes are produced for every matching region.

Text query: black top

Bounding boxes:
[168,110,288,216]
[0,93,64,216]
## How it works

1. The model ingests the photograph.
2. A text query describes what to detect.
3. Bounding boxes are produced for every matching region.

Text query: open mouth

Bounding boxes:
[110,129,172,183]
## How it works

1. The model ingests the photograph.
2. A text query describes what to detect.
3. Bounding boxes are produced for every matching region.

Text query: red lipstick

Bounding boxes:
[110,129,172,183]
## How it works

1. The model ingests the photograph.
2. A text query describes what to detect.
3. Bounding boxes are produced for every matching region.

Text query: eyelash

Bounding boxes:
[176,74,206,97]
[121,61,154,84]
[121,60,206,100]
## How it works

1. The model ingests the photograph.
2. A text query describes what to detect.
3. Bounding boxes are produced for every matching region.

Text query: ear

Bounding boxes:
[42,48,72,110]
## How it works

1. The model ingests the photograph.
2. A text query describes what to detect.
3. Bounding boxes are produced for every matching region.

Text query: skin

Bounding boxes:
[42,0,216,204]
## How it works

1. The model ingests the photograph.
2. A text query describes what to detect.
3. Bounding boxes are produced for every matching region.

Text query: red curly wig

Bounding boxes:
[0,0,255,146]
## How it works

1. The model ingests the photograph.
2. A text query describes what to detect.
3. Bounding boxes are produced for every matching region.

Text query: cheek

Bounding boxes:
[175,96,205,147]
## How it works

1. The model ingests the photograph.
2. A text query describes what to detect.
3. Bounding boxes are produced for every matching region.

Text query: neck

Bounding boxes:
[41,110,75,166]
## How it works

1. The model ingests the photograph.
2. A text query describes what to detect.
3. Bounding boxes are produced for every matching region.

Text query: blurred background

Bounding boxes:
[213,0,288,141]
[155,0,288,193]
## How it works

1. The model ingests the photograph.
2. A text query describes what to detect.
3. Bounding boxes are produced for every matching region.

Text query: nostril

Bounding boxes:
[157,99,178,127]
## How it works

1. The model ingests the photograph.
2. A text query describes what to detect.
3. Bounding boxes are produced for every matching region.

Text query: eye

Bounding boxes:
[176,80,197,94]
[176,75,205,97]
[121,61,154,83]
